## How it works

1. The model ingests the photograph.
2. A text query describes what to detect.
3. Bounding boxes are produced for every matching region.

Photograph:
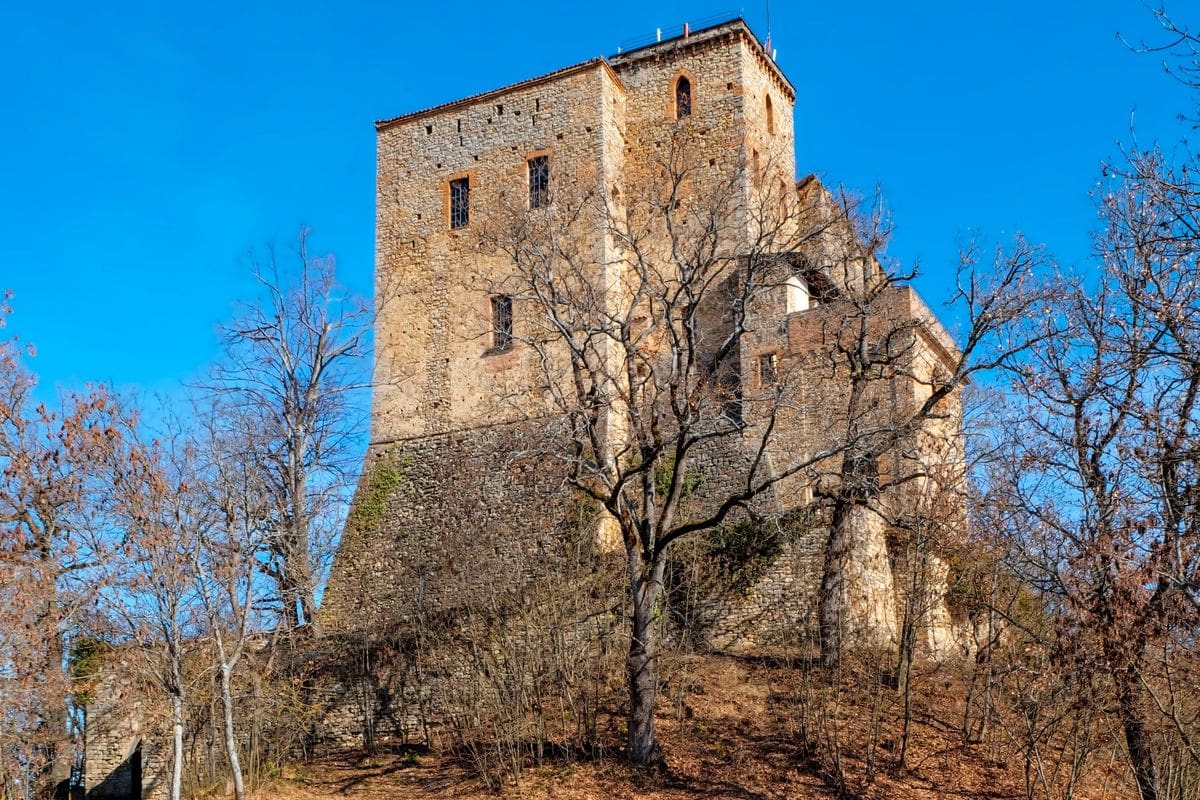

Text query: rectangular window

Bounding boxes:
[528,155,550,208]
[449,177,470,229]
[759,353,779,387]
[491,295,513,351]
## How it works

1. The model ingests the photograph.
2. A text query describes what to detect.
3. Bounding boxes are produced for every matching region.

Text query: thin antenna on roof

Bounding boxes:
[764,0,773,54]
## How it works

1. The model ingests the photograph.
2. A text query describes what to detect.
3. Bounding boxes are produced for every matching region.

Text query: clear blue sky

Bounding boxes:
[0,1,1193,400]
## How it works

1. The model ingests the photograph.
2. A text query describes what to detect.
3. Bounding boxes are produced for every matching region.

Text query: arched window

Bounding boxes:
[765,94,775,134]
[675,76,692,119]
[786,274,810,313]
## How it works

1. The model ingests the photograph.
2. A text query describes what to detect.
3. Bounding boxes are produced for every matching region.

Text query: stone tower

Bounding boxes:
[321,19,966,654]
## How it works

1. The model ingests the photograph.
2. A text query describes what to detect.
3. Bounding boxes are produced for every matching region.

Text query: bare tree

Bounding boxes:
[1126,5,1200,115]
[100,417,207,800]
[480,138,823,762]
[808,220,1053,668]
[207,229,370,630]
[985,145,1200,799]
[188,401,277,800]
[0,295,129,798]
[477,128,1040,762]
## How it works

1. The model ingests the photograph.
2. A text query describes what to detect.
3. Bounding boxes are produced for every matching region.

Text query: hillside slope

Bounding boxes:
[256,654,1118,799]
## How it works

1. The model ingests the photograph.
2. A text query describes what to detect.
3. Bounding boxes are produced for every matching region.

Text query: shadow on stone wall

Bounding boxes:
[86,741,141,800]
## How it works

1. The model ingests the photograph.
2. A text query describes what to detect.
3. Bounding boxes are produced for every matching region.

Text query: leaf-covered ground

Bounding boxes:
[255,655,1124,800]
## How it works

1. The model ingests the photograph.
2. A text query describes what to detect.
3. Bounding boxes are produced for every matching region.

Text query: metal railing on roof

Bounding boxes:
[614,12,751,55]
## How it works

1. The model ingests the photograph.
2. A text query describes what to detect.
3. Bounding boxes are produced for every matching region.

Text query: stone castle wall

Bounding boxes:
[82,20,973,793]
[373,59,626,443]
[328,17,970,653]
[320,419,586,635]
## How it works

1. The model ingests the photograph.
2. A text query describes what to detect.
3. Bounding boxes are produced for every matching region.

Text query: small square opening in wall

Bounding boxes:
[449,177,470,229]
[491,295,513,351]
[528,155,550,208]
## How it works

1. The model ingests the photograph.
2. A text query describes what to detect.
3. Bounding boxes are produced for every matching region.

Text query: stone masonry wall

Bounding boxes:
[85,653,165,800]
[320,418,585,635]
[84,20,972,790]
[373,61,623,442]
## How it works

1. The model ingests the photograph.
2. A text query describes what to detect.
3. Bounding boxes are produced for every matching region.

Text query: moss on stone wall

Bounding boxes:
[346,452,413,537]
[704,508,817,596]
[649,453,705,500]
[70,637,111,707]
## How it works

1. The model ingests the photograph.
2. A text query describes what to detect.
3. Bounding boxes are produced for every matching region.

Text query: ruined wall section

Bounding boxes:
[603,26,791,455]
[611,25,751,188]
[609,24,752,305]
[874,287,969,657]
[738,35,799,246]
[732,281,968,651]
[85,653,166,800]
[348,17,970,653]
[590,66,632,467]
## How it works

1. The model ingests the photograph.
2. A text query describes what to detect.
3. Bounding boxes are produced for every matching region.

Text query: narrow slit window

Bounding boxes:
[491,295,513,351]
[449,177,470,229]
[675,76,692,119]
[528,155,550,208]
[766,94,775,134]
[786,274,811,313]
[759,353,779,387]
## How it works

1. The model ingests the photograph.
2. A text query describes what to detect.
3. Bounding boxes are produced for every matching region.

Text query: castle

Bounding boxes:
[84,19,967,799]
[319,17,965,652]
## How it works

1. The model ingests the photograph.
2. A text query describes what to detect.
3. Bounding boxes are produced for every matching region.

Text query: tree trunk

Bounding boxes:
[820,499,852,668]
[285,461,315,628]
[895,600,916,770]
[820,499,899,669]
[626,553,663,764]
[1116,667,1158,800]
[170,693,184,800]
[219,665,246,800]
[39,627,71,800]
